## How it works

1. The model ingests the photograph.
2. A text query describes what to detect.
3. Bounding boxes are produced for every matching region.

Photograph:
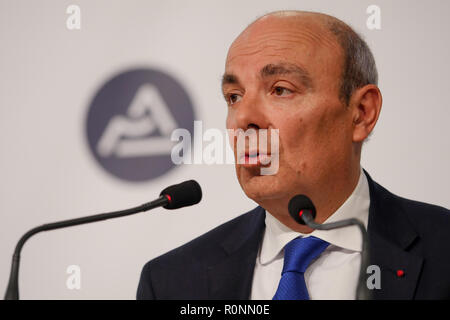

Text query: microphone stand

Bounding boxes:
[300,211,371,300]
[4,195,169,300]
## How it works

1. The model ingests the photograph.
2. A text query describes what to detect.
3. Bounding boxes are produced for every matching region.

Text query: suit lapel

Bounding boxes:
[207,246,260,299]
[206,207,265,299]
[365,170,424,299]
[369,233,423,299]
[206,172,425,299]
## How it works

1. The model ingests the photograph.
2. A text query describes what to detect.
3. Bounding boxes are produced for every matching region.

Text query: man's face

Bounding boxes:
[223,15,356,206]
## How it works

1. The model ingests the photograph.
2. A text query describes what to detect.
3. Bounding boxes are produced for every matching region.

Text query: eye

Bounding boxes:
[228,93,242,105]
[272,86,293,97]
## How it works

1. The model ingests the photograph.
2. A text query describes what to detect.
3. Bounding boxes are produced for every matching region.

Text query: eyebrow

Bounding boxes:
[260,63,313,89]
[221,73,240,87]
[221,62,313,90]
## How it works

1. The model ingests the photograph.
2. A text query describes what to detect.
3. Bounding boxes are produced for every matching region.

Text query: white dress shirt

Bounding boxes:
[250,168,370,300]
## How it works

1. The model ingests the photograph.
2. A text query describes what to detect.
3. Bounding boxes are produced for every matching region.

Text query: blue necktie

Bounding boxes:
[273,236,329,300]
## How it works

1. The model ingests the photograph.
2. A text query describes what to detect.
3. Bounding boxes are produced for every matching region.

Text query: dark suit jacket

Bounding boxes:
[137,171,450,299]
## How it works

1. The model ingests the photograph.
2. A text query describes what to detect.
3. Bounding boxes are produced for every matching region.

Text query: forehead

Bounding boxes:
[225,15,343,81]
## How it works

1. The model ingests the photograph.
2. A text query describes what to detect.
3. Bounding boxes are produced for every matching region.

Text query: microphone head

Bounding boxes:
[288,194,317,225]
[160,180,202,210]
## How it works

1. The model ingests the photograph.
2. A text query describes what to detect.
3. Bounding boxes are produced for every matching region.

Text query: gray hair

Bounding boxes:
[259,11,379,105]
[326,19,379,105]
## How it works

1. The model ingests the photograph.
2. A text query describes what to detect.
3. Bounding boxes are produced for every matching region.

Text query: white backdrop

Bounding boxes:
[0,0,449,299]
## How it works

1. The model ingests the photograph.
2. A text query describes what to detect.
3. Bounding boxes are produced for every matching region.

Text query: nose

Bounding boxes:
[228,92,269,131]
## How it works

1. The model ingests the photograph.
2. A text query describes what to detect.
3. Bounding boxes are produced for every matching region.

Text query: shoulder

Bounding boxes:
[394,193,450,244]
[136,206,265,299]
[367,172,450,244]
[372,177,449,227]
[139,205,264,274]
[148,206,264,267]
[398,195,449,222]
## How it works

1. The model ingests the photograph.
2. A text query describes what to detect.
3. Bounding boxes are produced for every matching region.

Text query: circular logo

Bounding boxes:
[86,68,195,182]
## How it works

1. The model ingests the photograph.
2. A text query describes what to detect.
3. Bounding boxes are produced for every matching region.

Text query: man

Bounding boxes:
[137,11,450,299]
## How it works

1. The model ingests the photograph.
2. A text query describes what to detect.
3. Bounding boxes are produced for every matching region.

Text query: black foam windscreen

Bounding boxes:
[288,194,317,225]
[160,180,202,210]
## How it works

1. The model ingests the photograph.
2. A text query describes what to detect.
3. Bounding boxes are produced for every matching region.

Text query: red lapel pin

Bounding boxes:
[396,269,405,277]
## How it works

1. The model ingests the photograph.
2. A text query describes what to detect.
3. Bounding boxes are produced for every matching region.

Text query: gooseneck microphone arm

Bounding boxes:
[5,179,203,300]
[4,195,169,300]
[288,194,371,300]
[299,210,371,300]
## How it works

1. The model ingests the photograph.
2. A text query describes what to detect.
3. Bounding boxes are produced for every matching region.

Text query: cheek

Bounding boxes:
[317,105,353,145]
[300,108,353,173]
[277,106,347,169]
[277,117,306,165]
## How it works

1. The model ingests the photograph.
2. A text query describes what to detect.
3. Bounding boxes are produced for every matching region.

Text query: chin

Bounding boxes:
[239,174,286,202]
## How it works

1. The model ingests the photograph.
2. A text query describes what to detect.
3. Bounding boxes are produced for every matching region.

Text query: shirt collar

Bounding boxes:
[260,168,370,265]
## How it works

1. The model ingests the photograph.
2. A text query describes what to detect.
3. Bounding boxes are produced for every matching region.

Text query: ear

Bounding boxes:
[350,84,382,142]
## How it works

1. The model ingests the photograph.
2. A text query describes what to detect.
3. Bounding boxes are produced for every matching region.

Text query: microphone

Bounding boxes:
[160,180,202,209]
[288,194,371,300]
[4,180,202,300]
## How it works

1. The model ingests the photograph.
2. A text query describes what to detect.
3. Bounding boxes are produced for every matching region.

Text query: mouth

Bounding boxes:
[238,151,274,167]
